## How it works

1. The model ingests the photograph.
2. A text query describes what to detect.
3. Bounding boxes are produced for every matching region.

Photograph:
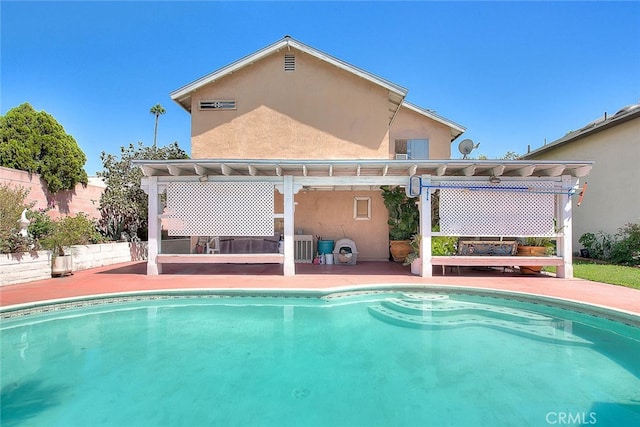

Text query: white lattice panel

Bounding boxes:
[439,181,555,236]
[165,182,274,236]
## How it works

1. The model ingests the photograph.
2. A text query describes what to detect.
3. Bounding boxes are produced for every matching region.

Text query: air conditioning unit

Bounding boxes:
[294,235,313,263]
[395,154,408,160]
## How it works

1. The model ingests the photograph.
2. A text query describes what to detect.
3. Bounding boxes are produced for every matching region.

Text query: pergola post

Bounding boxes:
[283,175,296,276]
[147,176,162,275]
[556,175,576,279]
[419,175,433,277]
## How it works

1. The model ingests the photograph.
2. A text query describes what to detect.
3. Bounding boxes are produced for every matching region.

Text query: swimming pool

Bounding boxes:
[1,289,639,426]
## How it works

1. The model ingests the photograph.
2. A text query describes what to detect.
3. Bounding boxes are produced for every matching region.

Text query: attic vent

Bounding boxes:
[284,54,295,72]
[199,100,236,110]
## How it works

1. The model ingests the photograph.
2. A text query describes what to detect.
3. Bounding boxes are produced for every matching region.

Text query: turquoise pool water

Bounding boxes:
[1,291,639,426]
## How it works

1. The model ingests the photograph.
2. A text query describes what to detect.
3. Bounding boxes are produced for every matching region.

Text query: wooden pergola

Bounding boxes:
[136,159,592,278]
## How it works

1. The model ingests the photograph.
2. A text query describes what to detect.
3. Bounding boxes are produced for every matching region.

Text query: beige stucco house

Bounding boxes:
[137,36,592,278]
[168,36,464,263]
[522,104,640,251]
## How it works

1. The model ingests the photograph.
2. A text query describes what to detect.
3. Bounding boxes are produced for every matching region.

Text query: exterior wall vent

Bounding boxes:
[284,54,295,72]
[199,100,236,110]
[395,154,408,160]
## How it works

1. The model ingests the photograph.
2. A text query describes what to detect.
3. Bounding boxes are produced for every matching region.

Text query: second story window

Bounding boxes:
[395,139,429,160]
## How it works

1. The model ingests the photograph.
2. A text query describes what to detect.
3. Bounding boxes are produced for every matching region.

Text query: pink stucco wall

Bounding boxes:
[274,189,390,261]
[0,166,104,219]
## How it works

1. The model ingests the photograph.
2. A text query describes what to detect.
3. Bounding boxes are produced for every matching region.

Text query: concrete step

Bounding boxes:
[368,304,592,345]
[383,297,551,324]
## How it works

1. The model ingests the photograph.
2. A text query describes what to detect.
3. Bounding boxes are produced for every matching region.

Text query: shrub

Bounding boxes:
[610,223,640,266]
[1,234,32,254]
[403,229,458,265]
[0,183,32,254]
[579,231,613,260]
[41,213,103,256]
[579,223,640,266]
[27,208,55,249]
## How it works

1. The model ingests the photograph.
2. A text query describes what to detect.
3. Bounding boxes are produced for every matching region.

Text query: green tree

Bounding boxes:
[501,151,520,160]
[149,104,166,149]
[0,103,88,193]
[466,151,521,160]
[97,141,188,241]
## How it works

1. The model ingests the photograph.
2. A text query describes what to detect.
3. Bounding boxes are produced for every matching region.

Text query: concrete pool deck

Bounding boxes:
[1,261,638,315]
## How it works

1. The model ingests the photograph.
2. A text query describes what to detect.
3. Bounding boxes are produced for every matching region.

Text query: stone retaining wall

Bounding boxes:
[0,242,148,286]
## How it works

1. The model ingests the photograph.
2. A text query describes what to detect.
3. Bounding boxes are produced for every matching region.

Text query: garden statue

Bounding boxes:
[18,209,30,237]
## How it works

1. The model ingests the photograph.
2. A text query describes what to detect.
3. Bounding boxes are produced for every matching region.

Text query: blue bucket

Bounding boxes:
[317,240,334,255]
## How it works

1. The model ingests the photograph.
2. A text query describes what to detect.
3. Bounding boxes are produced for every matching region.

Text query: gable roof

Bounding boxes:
[401,101,465,141]
[171,36,408,111]
[169,36,463,134]
[523,103,640,158]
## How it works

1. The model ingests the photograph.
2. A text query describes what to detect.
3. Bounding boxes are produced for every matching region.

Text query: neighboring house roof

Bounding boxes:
[523,103,640,158]
[170,36,463,135]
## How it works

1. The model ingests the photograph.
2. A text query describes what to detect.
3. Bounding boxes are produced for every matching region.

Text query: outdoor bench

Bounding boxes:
[431,239,563,274]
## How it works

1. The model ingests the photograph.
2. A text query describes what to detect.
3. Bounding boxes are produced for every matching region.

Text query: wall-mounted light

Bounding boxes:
[489,176,501,184]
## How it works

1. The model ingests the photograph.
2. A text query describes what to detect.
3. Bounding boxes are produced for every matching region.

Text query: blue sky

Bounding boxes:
[2,1,639,175]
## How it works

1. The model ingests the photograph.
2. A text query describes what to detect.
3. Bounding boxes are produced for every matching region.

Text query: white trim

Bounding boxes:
[283,175,296,276]
[419,175,432,277]
[147,177,161,275]
[353,197,371,220]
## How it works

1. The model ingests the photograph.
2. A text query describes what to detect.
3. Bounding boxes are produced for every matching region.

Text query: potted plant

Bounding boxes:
[403,234,422,274]
[381,186,419,262]
[42,214,98,277]
[403,230,457,275]
[516,236,555,274]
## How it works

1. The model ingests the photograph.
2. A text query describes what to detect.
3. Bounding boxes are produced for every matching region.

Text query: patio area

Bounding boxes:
[1,261,638,316]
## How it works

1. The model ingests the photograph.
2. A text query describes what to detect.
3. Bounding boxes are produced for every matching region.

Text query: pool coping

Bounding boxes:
[2,284,638,328]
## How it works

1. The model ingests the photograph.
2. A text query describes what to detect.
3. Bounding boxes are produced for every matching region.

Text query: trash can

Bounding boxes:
[317,240,334,255]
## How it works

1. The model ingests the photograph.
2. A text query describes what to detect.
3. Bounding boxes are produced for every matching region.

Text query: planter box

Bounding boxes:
[0,250,52,286]
[1,242,148,286]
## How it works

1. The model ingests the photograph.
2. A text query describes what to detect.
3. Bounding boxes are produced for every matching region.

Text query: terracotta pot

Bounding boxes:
[516,245,546,274]
[389,240,411,263]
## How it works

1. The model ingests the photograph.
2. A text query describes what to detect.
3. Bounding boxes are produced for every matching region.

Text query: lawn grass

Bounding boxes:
[547,261,640,289]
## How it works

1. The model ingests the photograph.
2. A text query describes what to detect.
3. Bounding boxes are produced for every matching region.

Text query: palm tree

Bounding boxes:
[149,104,166,149]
